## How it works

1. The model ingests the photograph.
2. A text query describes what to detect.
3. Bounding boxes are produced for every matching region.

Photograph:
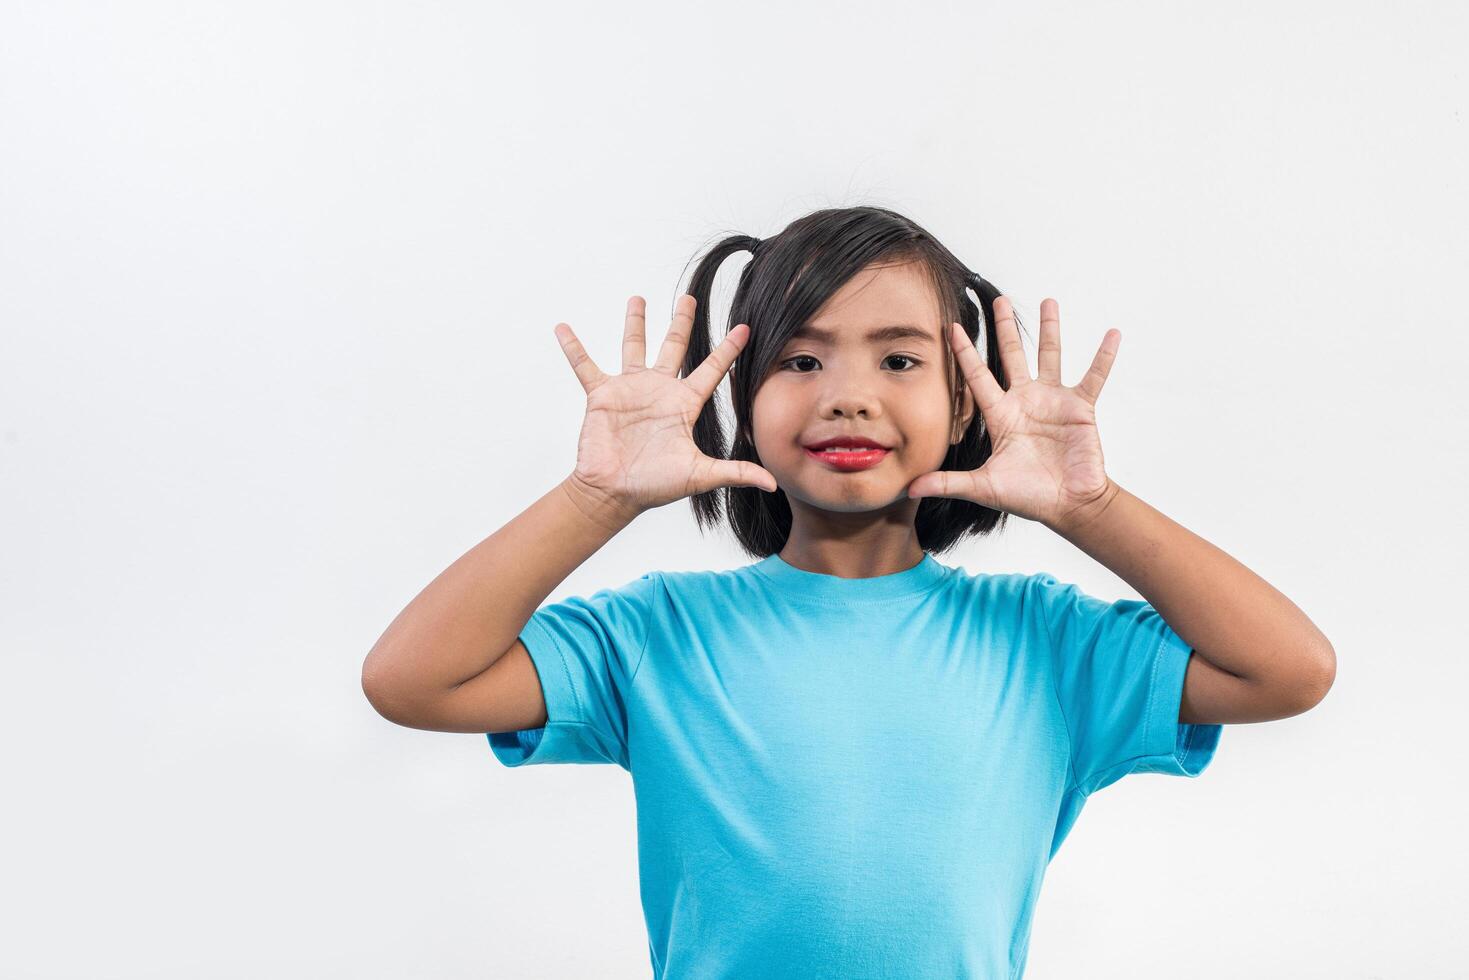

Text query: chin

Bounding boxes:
[782,479,911,513]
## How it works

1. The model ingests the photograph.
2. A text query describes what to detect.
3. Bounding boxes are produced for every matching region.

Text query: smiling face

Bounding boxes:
[750,258,976,518]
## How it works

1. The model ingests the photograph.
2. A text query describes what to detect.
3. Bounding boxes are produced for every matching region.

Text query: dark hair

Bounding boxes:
[675,204,1032,559]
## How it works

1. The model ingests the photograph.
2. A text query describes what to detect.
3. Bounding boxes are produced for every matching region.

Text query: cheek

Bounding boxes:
[750,418,795,465]
[749,403,818,474]
[900,395,963,460]
[749,388,796,440]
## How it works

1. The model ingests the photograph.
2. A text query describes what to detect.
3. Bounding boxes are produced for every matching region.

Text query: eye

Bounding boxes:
[777,355,922,373]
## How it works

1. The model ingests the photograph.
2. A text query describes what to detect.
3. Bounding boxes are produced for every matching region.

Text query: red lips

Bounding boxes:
[802,436,891,451]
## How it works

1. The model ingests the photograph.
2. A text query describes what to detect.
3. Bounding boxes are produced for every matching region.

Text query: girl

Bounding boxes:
[362,205,1336,979]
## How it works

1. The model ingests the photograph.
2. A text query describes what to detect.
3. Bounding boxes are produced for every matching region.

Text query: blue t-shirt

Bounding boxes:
[487,552,1222,979]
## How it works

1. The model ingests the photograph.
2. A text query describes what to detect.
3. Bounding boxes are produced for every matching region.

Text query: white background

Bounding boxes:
[3,2,1465,977]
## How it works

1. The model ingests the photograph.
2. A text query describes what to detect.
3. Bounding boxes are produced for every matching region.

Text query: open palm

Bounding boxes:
[907,296,1120,530]
[558,293,777,521]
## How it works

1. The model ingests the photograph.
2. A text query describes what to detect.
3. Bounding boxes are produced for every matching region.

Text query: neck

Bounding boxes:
[777,528,926,579]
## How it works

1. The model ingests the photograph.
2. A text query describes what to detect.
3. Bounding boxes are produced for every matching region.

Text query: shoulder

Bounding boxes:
[941,563,1041,602]
[934,567,1083,645]
[920,564,1042,634]
[651,565,761,603]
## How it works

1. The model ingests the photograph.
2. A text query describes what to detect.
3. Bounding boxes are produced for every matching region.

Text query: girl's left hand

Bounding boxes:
[906,296,1121,532]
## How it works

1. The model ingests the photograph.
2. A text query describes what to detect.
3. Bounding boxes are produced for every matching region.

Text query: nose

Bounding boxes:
[819,377,879,420]
[823,393,879,420]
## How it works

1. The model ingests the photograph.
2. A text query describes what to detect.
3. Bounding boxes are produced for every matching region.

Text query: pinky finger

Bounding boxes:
[1073,329,1120,405]
[554,322,608,393]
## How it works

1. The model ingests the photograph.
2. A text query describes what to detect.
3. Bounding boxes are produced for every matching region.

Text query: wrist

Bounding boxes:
[560,474,643,533]
[1049,478,1123,539]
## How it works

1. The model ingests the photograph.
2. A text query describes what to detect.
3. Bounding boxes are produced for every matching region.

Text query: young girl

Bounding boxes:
[362,205,1336,979]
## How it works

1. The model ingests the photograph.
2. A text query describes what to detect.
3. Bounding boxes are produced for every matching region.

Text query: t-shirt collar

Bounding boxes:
[751,551,950,602]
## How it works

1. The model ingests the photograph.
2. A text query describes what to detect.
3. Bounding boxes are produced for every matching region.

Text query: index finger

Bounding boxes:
[683,322,752,401]
[947,322,1006,416]
[652,294,698,374]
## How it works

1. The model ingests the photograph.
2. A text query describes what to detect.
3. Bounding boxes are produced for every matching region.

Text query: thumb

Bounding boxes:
[907,471,960,500]
[707,459,779,494]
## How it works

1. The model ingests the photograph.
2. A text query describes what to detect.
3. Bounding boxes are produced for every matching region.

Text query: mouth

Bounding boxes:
[802,445,891,472]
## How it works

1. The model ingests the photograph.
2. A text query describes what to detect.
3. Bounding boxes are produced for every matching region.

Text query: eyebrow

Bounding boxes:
[788,323,938,346]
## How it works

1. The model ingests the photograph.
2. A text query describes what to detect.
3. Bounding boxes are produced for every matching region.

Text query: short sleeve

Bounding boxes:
[486,571,662,770]
[1032,573,1222,797]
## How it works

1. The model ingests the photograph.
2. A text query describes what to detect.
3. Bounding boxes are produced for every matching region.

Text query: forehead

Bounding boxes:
[792,260,943,344]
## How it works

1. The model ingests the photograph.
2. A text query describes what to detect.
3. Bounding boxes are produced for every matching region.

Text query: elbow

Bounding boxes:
[361,655,414,726]
[1292,644,1337,713]
[361,663,394,721]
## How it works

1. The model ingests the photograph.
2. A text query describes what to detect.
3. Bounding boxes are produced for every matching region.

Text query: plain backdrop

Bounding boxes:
[3,2,1465,977]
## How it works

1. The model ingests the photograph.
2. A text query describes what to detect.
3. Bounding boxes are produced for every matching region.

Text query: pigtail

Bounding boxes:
[676,234,762,534]
[963,271,1024,396]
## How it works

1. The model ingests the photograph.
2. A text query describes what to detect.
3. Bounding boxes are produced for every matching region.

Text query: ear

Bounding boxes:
[951,380,976,444]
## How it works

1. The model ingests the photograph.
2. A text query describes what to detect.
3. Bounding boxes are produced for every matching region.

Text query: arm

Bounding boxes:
[360,475,638,731]
[1051,479,1337,724]
[360,293,774,733]
[911,296,1335,726]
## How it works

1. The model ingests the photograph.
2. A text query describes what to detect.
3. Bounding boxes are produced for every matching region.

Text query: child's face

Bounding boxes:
[751,259,976,516]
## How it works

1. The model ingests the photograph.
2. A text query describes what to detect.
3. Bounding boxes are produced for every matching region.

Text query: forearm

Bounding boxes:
[1051,480,1335,691]
[362,475,640,702]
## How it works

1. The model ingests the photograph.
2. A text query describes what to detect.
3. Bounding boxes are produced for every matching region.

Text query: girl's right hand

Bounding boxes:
[555,293,778,521]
